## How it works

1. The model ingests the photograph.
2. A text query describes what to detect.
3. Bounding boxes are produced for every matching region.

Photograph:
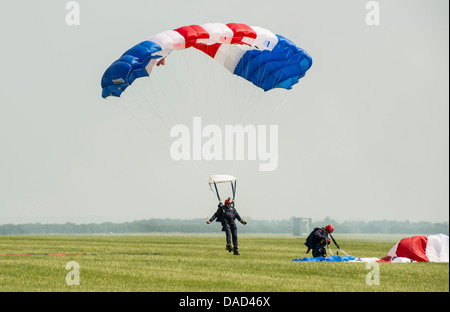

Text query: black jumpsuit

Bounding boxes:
[310,228,329,257]
[209,202,244,249]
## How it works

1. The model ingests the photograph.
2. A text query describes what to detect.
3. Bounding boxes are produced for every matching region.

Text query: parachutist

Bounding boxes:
[207,197,247,255]
[304,224,334,257]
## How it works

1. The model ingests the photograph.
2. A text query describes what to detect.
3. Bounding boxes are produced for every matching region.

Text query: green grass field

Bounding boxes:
[0,234,448,292]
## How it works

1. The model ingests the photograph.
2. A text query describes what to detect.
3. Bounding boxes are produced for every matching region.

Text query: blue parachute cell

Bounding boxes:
[233,35,312,91]
[101,41,162,98]
[292,256,357,262]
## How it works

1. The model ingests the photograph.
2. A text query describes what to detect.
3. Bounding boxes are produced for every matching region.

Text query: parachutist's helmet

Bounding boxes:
[224,198,233,205]
[324,224,334,233]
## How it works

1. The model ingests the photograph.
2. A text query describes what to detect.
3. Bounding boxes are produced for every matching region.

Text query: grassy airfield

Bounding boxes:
[0,234,448,292]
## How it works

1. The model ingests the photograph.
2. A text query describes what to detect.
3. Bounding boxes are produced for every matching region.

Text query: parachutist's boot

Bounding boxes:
[226,244,232,252]
[233,247,240,255]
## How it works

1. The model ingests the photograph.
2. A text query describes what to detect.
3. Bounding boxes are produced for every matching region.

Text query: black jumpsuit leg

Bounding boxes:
[223,222,232,246]
[230,222,238,248]
[312,243,326,257]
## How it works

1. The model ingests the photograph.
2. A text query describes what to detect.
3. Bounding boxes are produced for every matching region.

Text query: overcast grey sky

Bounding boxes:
[0,0,448,224]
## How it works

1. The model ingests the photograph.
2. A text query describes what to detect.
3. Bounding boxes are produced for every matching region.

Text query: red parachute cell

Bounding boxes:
[385,234,449,262]
[395,236,429,262]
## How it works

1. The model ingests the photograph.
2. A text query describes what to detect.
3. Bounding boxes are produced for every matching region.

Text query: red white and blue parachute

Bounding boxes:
[292,234,449,263]
[101,23,312,98]
[381,234,449,263]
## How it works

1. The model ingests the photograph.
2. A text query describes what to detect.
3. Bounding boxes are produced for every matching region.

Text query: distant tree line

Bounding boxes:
[0,217,448,235]
[314,217,448,235]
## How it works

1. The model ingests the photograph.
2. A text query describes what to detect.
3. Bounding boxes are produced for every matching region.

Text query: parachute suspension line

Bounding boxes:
[266,91,290,125]
[166,49,207,176]
[134,88,174,132]
[142,74,180,128]
[177,49,216,180]
[250,47,274,99]
[177,48,242,181]
[109,95,178,157]
[209,183,218,199]
[124,81,197,179]
[246,44,294,125]
[116,83,208,184]
[329,234,351,256]
[253,47,291,126]
[213,182,221,201]
[100,23,313,197]
[325,235,333,256]
[163,51,210,185]
[159,49,209,181]
[231,180,236,201]
[228,47,278,176]
[202,50,224,122]
[268,42,300,117]
[182,49,202,118]
[156,50,199,125]
[238,84,261,121]
[226,65,261,177]
[106,97,172,157]
[121,79,161,125]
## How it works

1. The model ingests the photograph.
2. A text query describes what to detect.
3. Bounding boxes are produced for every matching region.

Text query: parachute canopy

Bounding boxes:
[208,175,236,185]
[384,234,449,263]
[293,234,449,263]
[101,23,312,98]
[293,256,357,262]
[209,175,236,202]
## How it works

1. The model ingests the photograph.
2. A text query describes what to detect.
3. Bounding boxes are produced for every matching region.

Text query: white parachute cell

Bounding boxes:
[208,175,236,185]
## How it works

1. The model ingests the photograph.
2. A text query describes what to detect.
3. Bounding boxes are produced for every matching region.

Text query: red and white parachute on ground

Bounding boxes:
[292,234,449,263]
[379,234,449,263]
